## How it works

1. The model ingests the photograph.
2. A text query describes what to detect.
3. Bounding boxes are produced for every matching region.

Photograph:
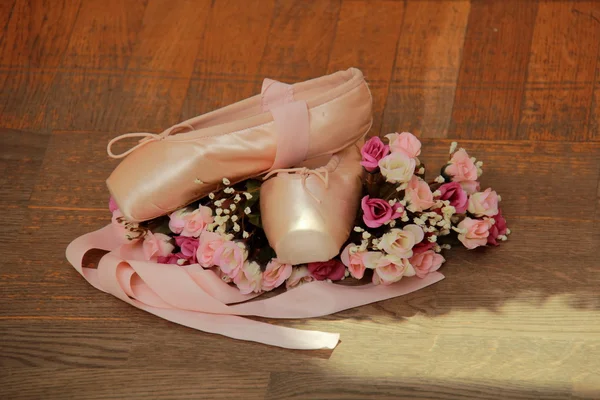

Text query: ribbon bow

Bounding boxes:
[107,123,195,159]
[263,167,329,203]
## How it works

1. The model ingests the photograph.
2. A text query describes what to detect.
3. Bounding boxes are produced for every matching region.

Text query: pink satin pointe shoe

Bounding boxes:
[106,68,372,222]
[260,140,364,265]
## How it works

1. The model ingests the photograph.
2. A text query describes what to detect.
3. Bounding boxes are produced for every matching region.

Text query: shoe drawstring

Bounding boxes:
[263,167,329,203]
[107,123,195,159]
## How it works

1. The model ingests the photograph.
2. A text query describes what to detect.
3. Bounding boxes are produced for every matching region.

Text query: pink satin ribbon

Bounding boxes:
[66,225,444,350]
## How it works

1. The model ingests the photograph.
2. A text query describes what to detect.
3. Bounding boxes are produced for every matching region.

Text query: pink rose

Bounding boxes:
[410,250,445,278]
[340,244,367,279]
[468,188,499,217]
[158,252,188,265]
[437,182,468,214]
[460,180,480,195]
[457,217,493,249]
[181,206,213,237]
[445,149,478,182]
[212,240,247,277]
[361,195,403,228]
[234,261,263,294]
[413,241,434,254]
[262,259,292,291]
[405,176,434,211]
[360,136,390,172]
[196,231,226,268]
[286,266,314,289]
[175,236,199,263]
[379,224,424,258]
[372,255,415,285]
[487,209,508,246]
[108,196,119,213]
[142,231,175,261]
[385,132,421,158]
[168,208,188,234]
[307,259,346,281]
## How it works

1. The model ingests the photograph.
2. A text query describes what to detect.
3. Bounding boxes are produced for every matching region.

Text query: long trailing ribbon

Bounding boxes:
[66,225,444,350]
[107,123,195,159]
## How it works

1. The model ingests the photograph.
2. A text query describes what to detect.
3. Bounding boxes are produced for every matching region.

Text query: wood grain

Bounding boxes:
[518,1,600,141]
[383,0,470,138]
[2,0,600,398]
[450,0,537,140]
[327,0,405,136]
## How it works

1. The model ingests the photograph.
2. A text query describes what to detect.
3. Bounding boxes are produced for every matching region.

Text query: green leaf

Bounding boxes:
[248,212,262,228]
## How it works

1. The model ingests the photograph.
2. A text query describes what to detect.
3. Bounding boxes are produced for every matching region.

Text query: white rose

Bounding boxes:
[378,224,424,259]
[378,152,416,183]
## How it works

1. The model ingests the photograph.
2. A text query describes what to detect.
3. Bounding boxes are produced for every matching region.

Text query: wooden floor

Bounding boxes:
[1,0,599,398]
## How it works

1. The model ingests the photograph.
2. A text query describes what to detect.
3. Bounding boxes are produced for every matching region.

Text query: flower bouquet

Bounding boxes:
[67,131,509,350]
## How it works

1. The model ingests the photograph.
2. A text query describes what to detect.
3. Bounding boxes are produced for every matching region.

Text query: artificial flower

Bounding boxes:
[262,260,293,291]
[361,195,403,228]
[108,196,119,213]
[445,149,477,182]
[180,206,214,237]
[212,240,247,277]
[286,266,314,288]
[437,181,468,214]
[360,136,390,172]
[468,188,499,217]
[143,231,175,261]
[175,236,199,263]
[405,176,435,211]
[111,210,142,244]
[410,250,445,278]
[168,208,188,234]
[378,152,416,184]
[157,252,188,265]
[378,224,424,259]
[487,209,508,246]
[385,132,421,158]
[307,259,346,281]
[234,261,263,294]
[341,244,367,279]
[196,231,226,268]
[460,180,480,195]
[372,255,415,285]
[457,217,493,249]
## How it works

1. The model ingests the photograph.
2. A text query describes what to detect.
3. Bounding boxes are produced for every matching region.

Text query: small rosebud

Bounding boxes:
[244,207,251,215]
[362,231,371,239]
[428,235,438,243]
[194,178,204,184]
[208,193,215,200]
[223,209,230,215]
[242,231,249,239]
[215,208,223,215]
[234,194,241,203]
[233,223,241,232]
[353,226,364,233]
[222,178,231,185]
[230,204,236,211]
[244,192,253,200]
[231,215,238,222]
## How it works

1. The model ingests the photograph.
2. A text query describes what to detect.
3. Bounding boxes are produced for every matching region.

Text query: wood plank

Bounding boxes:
[450,0,537,140]
[41,0,147,132]
[518,1,600,141]
[113,0,212,132]
[0,0,82,130]
[180,0,275,120]
[265,372,595,399]
[0,369,269,399]
[0,321,136,368]
[258,0,341,80]
[383,0,470,139]
[327,0,405,136]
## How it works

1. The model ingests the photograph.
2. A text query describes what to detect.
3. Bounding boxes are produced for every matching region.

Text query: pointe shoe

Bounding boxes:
[260,140,364,265]
[106,68,372,222]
